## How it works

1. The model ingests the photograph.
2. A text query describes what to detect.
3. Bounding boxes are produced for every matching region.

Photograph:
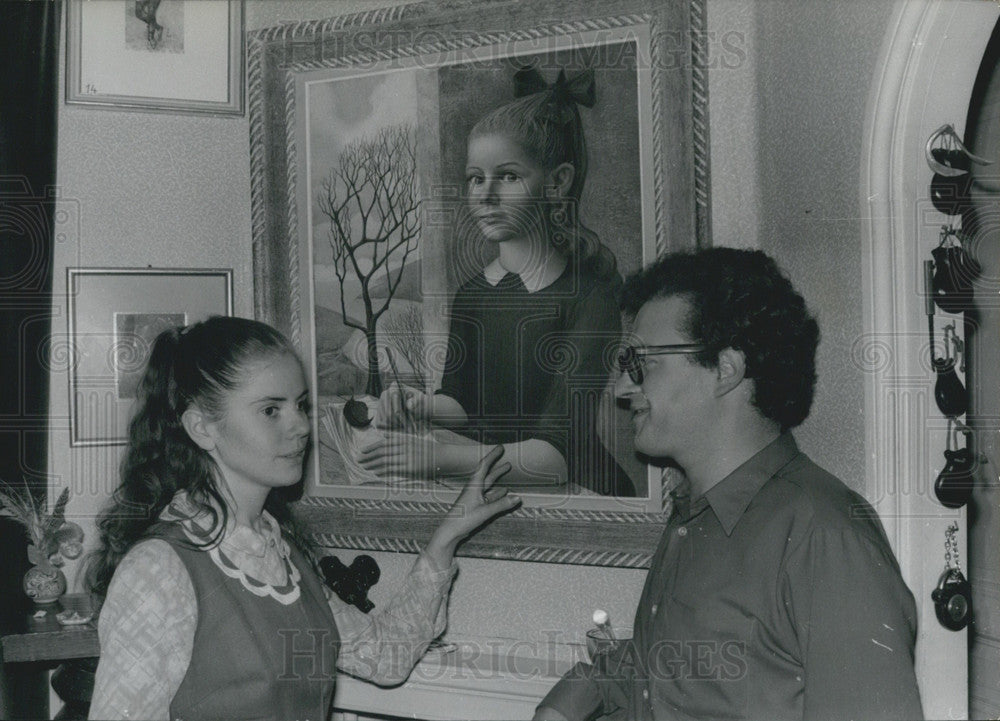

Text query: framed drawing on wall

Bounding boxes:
[65,0,244,115]
[249,0,710,566]
[67,268,233,446]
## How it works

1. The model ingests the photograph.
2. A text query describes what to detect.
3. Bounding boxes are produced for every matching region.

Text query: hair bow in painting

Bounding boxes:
[514,66,596,124]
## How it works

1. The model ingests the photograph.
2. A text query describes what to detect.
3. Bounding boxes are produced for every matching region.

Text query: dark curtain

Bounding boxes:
[0,0,61,620]
[0,2,61,717]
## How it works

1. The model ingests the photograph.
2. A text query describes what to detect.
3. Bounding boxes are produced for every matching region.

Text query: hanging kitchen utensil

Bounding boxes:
[929,171,973,216]
[931,522,973,631]
[931,226,980,314]
[932,324,967,418]
[934,422,974,509]
[925,123,994,176]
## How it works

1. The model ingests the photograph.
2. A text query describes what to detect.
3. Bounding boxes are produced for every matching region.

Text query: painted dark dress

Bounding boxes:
[438,257,634,496]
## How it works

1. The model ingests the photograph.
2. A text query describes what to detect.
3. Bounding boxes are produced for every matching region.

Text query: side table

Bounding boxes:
[0,594,99,720]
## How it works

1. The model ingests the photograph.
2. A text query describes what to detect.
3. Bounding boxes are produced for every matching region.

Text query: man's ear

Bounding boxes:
[181,407,216,452]
[715,348,746,397]
[545,162,575,198]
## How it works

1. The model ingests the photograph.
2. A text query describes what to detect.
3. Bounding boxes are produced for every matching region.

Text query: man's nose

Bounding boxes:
[614,369,639,401]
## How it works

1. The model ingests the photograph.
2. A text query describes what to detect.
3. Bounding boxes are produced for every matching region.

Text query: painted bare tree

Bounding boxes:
[318,124,419,397]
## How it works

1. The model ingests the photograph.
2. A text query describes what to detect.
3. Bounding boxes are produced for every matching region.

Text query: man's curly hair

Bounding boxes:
[622,247,820,431]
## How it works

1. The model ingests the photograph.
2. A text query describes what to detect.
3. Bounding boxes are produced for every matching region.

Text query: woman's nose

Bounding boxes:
[475,178,499,204]
[291,407,310,436]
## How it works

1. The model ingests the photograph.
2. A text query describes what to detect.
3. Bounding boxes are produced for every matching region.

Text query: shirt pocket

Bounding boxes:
[650,595,753,720]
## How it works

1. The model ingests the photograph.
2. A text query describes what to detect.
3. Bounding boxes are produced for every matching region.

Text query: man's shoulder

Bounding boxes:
[763,452,887,542]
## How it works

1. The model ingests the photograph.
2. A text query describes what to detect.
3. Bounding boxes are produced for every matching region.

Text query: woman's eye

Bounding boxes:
[466,174,483,186]
[298,400,311,414]
[263,406,278,417]
[501,172,519,182]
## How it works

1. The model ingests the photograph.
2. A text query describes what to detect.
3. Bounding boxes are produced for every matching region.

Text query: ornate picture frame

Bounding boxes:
[249,0,709,567]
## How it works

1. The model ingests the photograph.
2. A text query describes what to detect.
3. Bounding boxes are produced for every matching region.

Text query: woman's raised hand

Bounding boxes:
[423,446,521,570]
[374,382,432,429]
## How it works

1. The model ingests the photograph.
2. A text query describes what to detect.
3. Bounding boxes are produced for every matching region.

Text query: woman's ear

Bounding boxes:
[546,162,575,198]
[715,348,746,397]
[181,407,216,451]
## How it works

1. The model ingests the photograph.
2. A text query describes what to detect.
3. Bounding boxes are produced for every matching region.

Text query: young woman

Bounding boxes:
[362,66,634,497]
[86,316,518,720]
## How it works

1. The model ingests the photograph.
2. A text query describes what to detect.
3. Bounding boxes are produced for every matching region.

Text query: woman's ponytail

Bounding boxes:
[85,317,304,598]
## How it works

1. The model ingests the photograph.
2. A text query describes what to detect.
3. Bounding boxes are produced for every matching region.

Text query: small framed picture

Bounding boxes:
[64,0,244,115]
[67,268,233,446]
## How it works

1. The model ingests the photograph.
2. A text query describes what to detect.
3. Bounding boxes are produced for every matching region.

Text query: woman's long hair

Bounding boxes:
[468,66,618,279]
[84,316,315,598]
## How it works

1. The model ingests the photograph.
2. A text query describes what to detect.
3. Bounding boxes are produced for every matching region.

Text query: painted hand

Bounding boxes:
[373,382,433,430]
[356,430,439,477]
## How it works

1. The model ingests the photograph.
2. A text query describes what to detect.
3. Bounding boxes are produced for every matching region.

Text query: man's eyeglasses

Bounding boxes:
[616,344,705,385]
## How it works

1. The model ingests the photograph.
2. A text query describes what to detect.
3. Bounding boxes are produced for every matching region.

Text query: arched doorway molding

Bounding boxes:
[862,2,999,717]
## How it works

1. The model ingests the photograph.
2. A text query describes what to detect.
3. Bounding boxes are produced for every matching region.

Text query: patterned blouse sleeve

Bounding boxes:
[88,540,197,721]
[330,554,457,686]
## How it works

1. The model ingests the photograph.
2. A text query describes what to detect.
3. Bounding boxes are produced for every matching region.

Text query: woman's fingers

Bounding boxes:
[482,487,509,504]
[467,480,521,526]
[455,447,518,524]
[468,445,505,489]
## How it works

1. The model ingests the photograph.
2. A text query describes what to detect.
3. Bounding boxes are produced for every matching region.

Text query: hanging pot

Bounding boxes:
[933,357,967,418]
[934,446,975,509]
[929,172,973,216]
[932,243,980,314]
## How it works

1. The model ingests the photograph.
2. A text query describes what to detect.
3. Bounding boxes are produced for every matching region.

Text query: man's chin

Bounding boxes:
[632,432,675,463]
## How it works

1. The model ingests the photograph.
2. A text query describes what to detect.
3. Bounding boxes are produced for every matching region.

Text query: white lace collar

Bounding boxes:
[160,492,301,605]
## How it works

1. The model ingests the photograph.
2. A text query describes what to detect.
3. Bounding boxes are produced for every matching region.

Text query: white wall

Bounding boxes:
[47,0,973,715]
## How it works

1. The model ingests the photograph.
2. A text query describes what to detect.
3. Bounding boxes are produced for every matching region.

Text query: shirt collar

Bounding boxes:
[701,433,801,536]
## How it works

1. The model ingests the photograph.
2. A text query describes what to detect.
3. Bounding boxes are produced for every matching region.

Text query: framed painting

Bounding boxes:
[67,268,233,446]
[65,0,244,115]
[249,0,709,567]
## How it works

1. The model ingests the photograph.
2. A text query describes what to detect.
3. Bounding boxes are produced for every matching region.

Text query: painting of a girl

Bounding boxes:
[359,66,635,497]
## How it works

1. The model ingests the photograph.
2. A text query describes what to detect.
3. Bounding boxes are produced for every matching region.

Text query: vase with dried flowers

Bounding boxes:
[0,484,84,604]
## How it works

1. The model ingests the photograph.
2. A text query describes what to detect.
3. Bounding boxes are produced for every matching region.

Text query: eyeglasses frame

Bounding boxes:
[617,343,706,385]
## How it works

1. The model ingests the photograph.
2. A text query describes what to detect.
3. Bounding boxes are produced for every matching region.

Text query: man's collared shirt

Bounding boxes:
[540,434,923,721]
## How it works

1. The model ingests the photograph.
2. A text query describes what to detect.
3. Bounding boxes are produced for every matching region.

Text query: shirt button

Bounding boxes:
[651,603,658,616]
[677,526,688,537]
[643,688,650,700]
